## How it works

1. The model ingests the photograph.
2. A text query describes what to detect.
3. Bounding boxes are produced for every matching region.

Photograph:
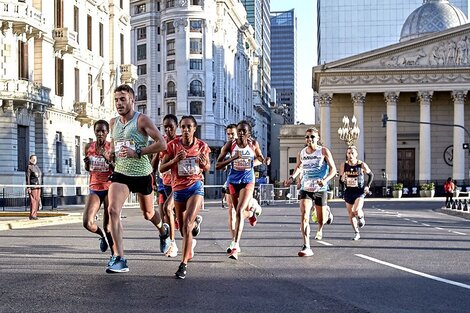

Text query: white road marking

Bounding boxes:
[435,227,444,230]
[451,231,467,235]
[316,240,333,246]
[421,223,430,227]
[356,254,470,290]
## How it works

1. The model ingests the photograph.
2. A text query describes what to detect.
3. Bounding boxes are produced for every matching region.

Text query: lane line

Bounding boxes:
[435,227,444,230]
[451,231,467,235]
[316,240,333,246]
[356,254,470,290]
[421,223,430,227]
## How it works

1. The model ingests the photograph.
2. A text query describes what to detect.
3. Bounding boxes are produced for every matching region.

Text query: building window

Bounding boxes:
[158,64,160,72]
[167,39,175,55]
[166,21,175,34]
[55,57,64,96]
[135,4,146,14]
[189,59,202,70]
[137,85,147,100]
[75,136,81,174]
[137,64,147,75]
[87,14,92,51]
[166,60,175,71]
[100,79,104,105]
[191,0,201,5]
[120,33,124,64]
[55,0,63,28]
[137,27,146,40]
[137,44,146,60]
[137,104,147,114]
[189,80,203,96]
[157,43,160,51]
[56,132,63,173]
[189,38,202,54]
[167,102,175,114]
[88,74,93,103]
[73,6,79,43]
[190,101,202,115]
[17,126,28,172]
[166,81,176,97]
[289,157,296,163]
[99,22,103,56]
[74,68,79,102]
[166,0,175,8]
[158,84,161,92]
[18,41,28,80]
[190,20,202,32]
[157,2,160,11]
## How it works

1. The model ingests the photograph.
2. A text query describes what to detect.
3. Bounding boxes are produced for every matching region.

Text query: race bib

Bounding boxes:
[177,157,199,176]
[304,179,320,192]
[346,177,358,188]
[89,156,109,172]
[233,157,252,171]
[115,140,136,158]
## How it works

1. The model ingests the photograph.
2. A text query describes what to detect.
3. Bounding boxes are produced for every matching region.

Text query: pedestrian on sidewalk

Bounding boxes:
[26,154,42,220]
[83,120,114,258]
[444,177,455,208]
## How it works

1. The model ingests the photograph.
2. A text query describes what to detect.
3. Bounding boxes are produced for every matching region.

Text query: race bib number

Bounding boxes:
[304,179,320,192]
[346,177,358,188]
[115,140,136,158]
[89,156,109,172]
[233,157,251,171]
[177,157,199,176]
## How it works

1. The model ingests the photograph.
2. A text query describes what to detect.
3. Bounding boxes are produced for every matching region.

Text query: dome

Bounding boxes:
[400,0,468,42]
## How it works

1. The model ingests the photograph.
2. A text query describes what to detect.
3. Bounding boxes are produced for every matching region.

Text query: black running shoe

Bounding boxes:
[175,262,187,279]
[192,215,203,237]
[358,216,365,228]
[99,237,108,253]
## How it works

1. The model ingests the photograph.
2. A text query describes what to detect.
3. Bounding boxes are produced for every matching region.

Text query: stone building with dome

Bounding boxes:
[311,0,470,190]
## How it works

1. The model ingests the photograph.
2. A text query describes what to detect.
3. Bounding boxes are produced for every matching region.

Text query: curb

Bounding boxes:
[0,213,82,231]
[438,208,470,220]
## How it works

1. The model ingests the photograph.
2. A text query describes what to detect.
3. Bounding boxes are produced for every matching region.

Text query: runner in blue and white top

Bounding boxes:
[285,127,337,257]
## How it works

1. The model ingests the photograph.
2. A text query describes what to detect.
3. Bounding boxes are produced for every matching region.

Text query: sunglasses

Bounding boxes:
[304,135,316,139]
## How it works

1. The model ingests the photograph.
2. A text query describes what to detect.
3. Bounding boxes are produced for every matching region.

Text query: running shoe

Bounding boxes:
[175,262,187,279]
[251,199,263,216]
[165,241,178,258]
[248,213,257,226]
[106,255,116,270]
[315,230,323,240]
[106,256,129,273]
[160,223,171,253]
[99,236,108,253]
[228,248,238,260]
[174,218,179,231]
[311,210,318,223]
[326,206,333,225]
[192,215,203,237]
[298,245,314,257]
[358,216,365,228]
[352,232,361,241]
[188,239,197,261]
[226,241,236,253]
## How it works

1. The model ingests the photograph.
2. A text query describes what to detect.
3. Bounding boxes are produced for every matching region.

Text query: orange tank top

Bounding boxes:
[86,141,112,191]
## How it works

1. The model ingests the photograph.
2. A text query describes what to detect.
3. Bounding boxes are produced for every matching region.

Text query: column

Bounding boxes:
[452,90,468,181]
[319,93,332,148]
[174,17,188,116]
[352,92,366,160]
[384,92,399,182]
[418,91,433,182]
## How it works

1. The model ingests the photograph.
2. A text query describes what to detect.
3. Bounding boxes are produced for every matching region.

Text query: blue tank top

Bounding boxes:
[300,146,329,192]
[227,139,256,184]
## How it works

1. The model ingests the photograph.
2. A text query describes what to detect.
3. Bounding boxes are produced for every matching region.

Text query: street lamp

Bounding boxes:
[338,115,360,146]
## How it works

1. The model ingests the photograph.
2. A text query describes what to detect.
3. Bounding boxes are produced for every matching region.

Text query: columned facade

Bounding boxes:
[313,23,470,188]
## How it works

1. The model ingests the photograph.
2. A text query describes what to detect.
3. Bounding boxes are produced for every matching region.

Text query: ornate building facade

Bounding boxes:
[312,1,470,188]
[0,0,135,199]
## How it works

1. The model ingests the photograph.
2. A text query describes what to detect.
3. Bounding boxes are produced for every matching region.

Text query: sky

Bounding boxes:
[271,0,316,124]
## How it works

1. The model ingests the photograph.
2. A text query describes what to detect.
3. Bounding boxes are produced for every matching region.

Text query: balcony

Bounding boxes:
[0,2,47,40]
[164,91,177,98]
[53,28,78,56]
[73,102,109,126]
[188,90,205,97]
[0,79,51,113]
[120,64,138,84]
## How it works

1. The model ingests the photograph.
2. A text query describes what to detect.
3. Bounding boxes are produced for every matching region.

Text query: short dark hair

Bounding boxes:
[163,114,178,125]
[114,84,135,98]
[237,120,252,133]
[226,124,237,130]
[180,115,197,127]
[94,119,109,131]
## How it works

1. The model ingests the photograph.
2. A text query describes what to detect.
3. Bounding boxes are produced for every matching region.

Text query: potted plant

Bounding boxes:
[392,183,403,198]
[420,183,428,197]
[425,182,435,198]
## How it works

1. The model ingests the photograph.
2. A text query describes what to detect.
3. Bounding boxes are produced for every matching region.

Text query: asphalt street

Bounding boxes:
[1,199,469,313]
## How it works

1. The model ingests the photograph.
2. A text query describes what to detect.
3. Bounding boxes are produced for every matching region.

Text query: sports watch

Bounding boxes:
[135,148,142,158]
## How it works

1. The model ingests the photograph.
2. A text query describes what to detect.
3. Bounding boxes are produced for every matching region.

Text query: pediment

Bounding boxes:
[318,23,470,71]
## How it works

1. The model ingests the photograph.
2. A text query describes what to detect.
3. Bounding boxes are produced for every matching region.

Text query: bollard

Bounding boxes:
[464,200,469,212]
[457,199,463,211]
[452,200,457,210]
[446,200,451,209]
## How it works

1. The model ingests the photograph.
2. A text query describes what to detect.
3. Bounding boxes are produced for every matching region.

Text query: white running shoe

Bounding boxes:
[165,241,178,258]
[298,245,314,257]
[315,230,323,240]
[352,232,360,241]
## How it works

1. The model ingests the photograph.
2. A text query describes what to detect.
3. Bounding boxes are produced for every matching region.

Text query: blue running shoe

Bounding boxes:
[160,223,171,253]
[99,237,108,253]
[106,256,129,273]
[106,255,116,270]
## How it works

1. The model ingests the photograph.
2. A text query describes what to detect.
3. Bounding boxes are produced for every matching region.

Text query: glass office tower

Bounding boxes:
[317,0,469,63]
